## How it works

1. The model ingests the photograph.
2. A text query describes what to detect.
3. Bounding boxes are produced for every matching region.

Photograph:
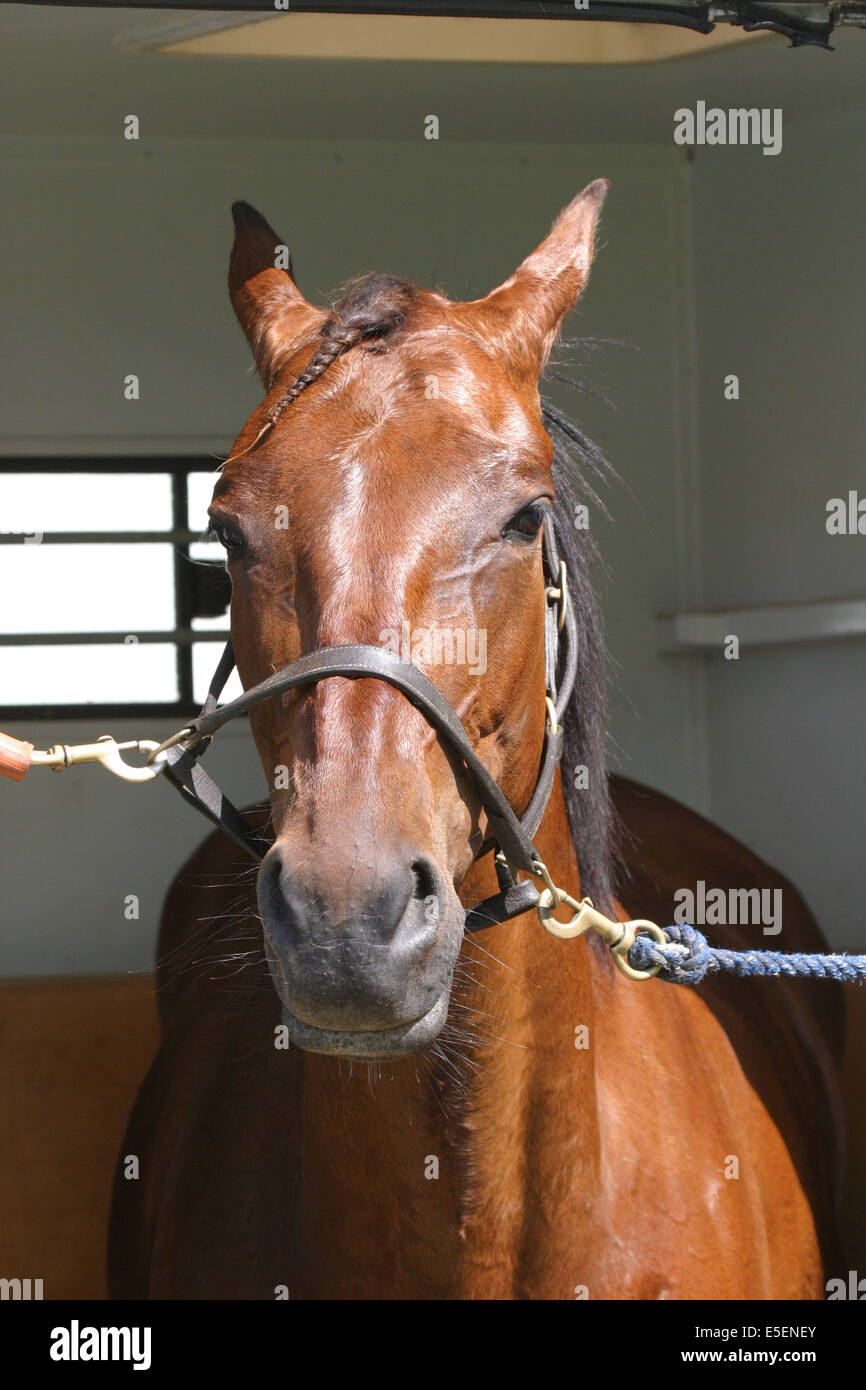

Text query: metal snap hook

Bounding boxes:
[536,888,598,939]
[93,737,167,783]
[29,736,167,783]
[532,858,595,940]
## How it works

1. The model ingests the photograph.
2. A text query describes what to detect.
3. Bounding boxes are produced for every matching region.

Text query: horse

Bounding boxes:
[108,183,844,1299]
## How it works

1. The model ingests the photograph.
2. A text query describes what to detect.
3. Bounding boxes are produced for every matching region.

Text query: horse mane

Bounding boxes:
[265,274,618,912]
[542,398,617,914]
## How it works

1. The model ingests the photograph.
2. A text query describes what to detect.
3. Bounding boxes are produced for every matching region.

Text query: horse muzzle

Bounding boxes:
[257,840,464,1056]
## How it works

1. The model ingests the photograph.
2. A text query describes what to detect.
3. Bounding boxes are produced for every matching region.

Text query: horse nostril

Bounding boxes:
[257,846,319,954]
[258,848,288,919]
[411,858,437,903]
[410,857,445,935]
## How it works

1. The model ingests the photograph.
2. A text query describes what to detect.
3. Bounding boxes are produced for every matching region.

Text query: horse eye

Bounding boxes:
[503,503,547,541]
[209,522,243,555]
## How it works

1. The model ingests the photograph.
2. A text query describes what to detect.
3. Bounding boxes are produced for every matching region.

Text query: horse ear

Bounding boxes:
[228,201,324,388]
[460,180,610,380]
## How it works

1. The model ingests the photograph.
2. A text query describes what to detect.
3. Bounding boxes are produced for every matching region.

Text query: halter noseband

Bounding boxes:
[153,512,579,934]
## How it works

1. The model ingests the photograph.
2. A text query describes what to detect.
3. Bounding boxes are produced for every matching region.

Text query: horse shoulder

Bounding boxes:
[608,773,845,1285]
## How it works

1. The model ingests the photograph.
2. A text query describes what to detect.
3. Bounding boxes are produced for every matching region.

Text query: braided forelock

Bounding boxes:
[267,274,417,428]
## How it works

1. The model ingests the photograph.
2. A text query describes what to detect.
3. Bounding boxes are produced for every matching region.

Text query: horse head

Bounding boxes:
[211,181,609,1056]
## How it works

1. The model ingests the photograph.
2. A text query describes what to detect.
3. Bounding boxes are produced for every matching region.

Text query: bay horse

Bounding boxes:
[109,183,844,1299]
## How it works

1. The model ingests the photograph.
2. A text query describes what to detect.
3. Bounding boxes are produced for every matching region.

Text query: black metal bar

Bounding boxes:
[0,456,219,474]
[172,472,194,707]
[0,702,236,722]
[0,531,205,545]
[0,631,229,646]
[1,0,856,42]
[0,0,717,28]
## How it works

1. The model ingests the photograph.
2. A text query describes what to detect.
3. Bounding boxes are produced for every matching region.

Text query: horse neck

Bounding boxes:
[293,769,604,1295]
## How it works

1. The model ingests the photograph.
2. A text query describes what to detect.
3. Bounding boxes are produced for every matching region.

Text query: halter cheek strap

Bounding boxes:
[155,514,578,932]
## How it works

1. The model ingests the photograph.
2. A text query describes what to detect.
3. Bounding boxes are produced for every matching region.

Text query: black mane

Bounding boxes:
[543,399,617,913]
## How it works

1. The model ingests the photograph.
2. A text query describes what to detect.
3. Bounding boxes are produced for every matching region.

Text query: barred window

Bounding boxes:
[0,459,241,719]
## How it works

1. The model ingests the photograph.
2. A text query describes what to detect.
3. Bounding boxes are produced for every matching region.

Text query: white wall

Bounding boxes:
[689,107,866,950]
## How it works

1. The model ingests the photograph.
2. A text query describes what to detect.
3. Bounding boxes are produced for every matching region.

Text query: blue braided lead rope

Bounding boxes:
[627,924,866,987]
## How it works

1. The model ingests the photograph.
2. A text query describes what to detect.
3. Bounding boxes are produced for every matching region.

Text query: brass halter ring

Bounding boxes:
[545,559,569,634]
[543,561,570,737]
[544,697,559,736]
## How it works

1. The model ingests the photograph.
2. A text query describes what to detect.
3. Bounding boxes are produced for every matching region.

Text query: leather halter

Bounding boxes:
[155,512,578,934]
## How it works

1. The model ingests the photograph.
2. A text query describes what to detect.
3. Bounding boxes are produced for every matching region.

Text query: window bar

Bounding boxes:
[172,471,194,708]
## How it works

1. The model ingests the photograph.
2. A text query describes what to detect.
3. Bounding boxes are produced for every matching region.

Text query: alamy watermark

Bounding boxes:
[378,622,487,676]
[674,880,782,936]
[49,1321,151,1371]
[674,102,782,156]
[827,1270,866,1299]
[826,490,866,534]
[1,1276,43,1299]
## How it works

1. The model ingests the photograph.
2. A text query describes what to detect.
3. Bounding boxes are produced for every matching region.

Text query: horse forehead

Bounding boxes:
[315,348,547,496]
[303,416,537,574]
[355,330,542,437]
[216,324,547,519]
